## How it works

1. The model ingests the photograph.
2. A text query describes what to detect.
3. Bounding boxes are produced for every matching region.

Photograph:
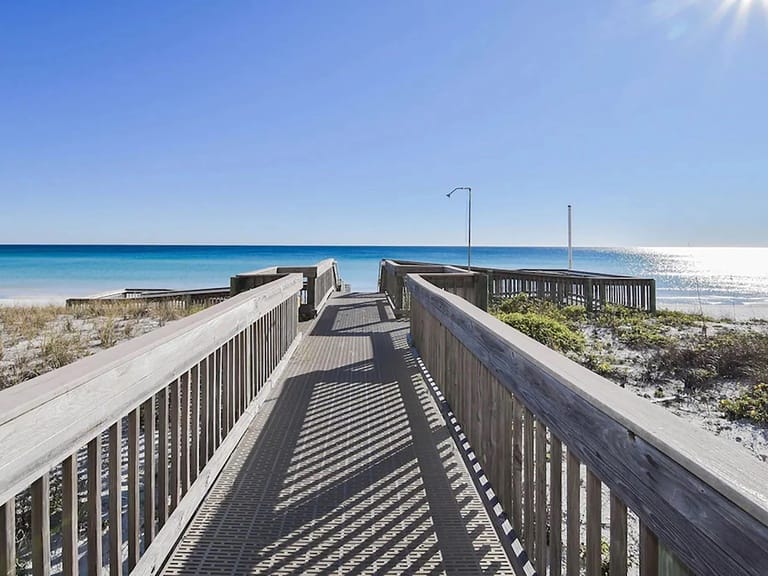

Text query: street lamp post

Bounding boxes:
[446,186,472,271]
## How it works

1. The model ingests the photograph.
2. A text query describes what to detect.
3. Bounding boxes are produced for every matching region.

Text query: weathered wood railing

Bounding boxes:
[379,259,487,317]
[484,267,657,312]
[0,274,302,576]
[231,259,339,319]
[66,287,231,309]
[407,273,768,576]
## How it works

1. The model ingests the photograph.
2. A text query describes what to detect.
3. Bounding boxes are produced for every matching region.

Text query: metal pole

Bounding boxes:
[568,204,573,270]
[467,187,472,271]
[447,186,473,272]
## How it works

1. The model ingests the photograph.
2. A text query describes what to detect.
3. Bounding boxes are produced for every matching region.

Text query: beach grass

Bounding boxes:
[0,301,211,391]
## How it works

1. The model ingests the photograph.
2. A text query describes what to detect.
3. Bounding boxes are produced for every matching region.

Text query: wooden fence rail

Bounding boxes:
[231,259,339,319]
[406,273,768,576]
[0,274,303,576]
[66,288,231,309]
[378,259,487,317]
[483,268,657,312]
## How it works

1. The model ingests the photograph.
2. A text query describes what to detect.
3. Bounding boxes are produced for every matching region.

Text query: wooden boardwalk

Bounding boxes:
[161,293,514,575]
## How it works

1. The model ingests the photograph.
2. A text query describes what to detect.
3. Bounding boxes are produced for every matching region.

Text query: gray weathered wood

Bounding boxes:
[1,498,15,576]
[31,473,50,576]
[512,397,523,535]
[550,435,563,576]
[535,419,548,574]
[169,379,179,512]
[640,522,659,576]
[190,365,199,483]
[109,422,122,576]
[158,386,169,526]
[566,449,580,576]
[130,329,302,576]
[0,274,303,505]
[88,436,102,576]
[406,273,768,576]
[128,408,140,569]
[523,408,535,553]
[62,455,78,576]
[586,469,601,576]
[611,492,628,576]
[142,397,156,547]
[180,372,189,496]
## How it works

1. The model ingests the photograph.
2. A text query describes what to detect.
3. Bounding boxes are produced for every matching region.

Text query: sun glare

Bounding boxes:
[653,0,768,38]
[711,0,768,33]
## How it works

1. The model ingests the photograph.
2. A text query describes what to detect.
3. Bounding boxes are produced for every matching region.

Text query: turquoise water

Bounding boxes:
[2,245,768,307]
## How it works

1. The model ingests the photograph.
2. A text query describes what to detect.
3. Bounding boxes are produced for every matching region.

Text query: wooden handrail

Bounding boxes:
[0,273,303,575]
[230,259,338,319]
[406,272,768,575]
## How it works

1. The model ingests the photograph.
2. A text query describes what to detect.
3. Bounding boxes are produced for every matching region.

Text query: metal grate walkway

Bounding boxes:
[162,293,514,575]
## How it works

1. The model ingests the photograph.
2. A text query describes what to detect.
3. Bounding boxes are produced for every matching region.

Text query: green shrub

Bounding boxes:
[721,383,768,424]
[496,311,585,354]
[649,330,768,389]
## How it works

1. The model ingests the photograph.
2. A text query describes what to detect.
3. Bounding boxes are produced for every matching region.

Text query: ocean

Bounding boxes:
[2,245,768,312]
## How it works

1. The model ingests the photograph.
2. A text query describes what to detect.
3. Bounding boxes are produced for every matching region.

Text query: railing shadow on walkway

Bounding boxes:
[163,295,508,575]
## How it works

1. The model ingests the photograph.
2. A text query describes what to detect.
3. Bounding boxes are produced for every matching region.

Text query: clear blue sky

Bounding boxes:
[1,1,766,246]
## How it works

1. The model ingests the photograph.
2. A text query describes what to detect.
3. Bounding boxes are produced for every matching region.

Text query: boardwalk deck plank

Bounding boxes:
[161,294,514,575]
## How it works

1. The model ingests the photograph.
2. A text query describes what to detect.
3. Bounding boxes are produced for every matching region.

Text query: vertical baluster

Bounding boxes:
[248,323,255,400]
[566,449,580,576]
[1,498,15,576]
[523,408,535,553]
[535,419,548,574]
[199,358,209,468]
[142,397,156,546]
[501,388,513,517]
[260,315,267,387]
[611,492,628,576]
[208,352,217,457]
[88,435,103,575]
[169,379,180,512]
[512,399,523,534]
[221,343,229,438]
[31,473,50,576]
[550,435,563,576]
[241,330,248,410]
[62,455,78,576]
[128,408,140,569]
[586,469,602,576]
[180,372,190,496]
[640,522,659,576]
[234,333,242,417]
[191,365,200,483]
[109,422,122,576]
[158,387,169,526]
[229,337,236,427]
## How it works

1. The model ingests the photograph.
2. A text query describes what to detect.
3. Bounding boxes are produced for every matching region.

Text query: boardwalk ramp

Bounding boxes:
[162,293,514,575]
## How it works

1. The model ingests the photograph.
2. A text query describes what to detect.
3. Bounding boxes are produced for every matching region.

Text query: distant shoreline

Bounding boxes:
[4,295,768,321]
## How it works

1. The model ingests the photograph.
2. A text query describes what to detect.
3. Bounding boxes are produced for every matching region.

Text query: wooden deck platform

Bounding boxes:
[161,293,514,575]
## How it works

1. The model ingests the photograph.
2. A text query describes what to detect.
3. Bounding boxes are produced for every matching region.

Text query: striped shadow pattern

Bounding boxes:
[410,337,538,576]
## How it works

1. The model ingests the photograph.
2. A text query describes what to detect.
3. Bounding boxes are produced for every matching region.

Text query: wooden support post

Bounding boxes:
[62,455,78,576]
[1,499,16,576]
[566,449,580,576]
[88,435,103,576]
[31,474,50,576]
[586,469,602,576]
[128,408,140,570]
[109,422,122,576]
[550,435,563,576]
[142,397,156,546]
[610,492,628,576]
